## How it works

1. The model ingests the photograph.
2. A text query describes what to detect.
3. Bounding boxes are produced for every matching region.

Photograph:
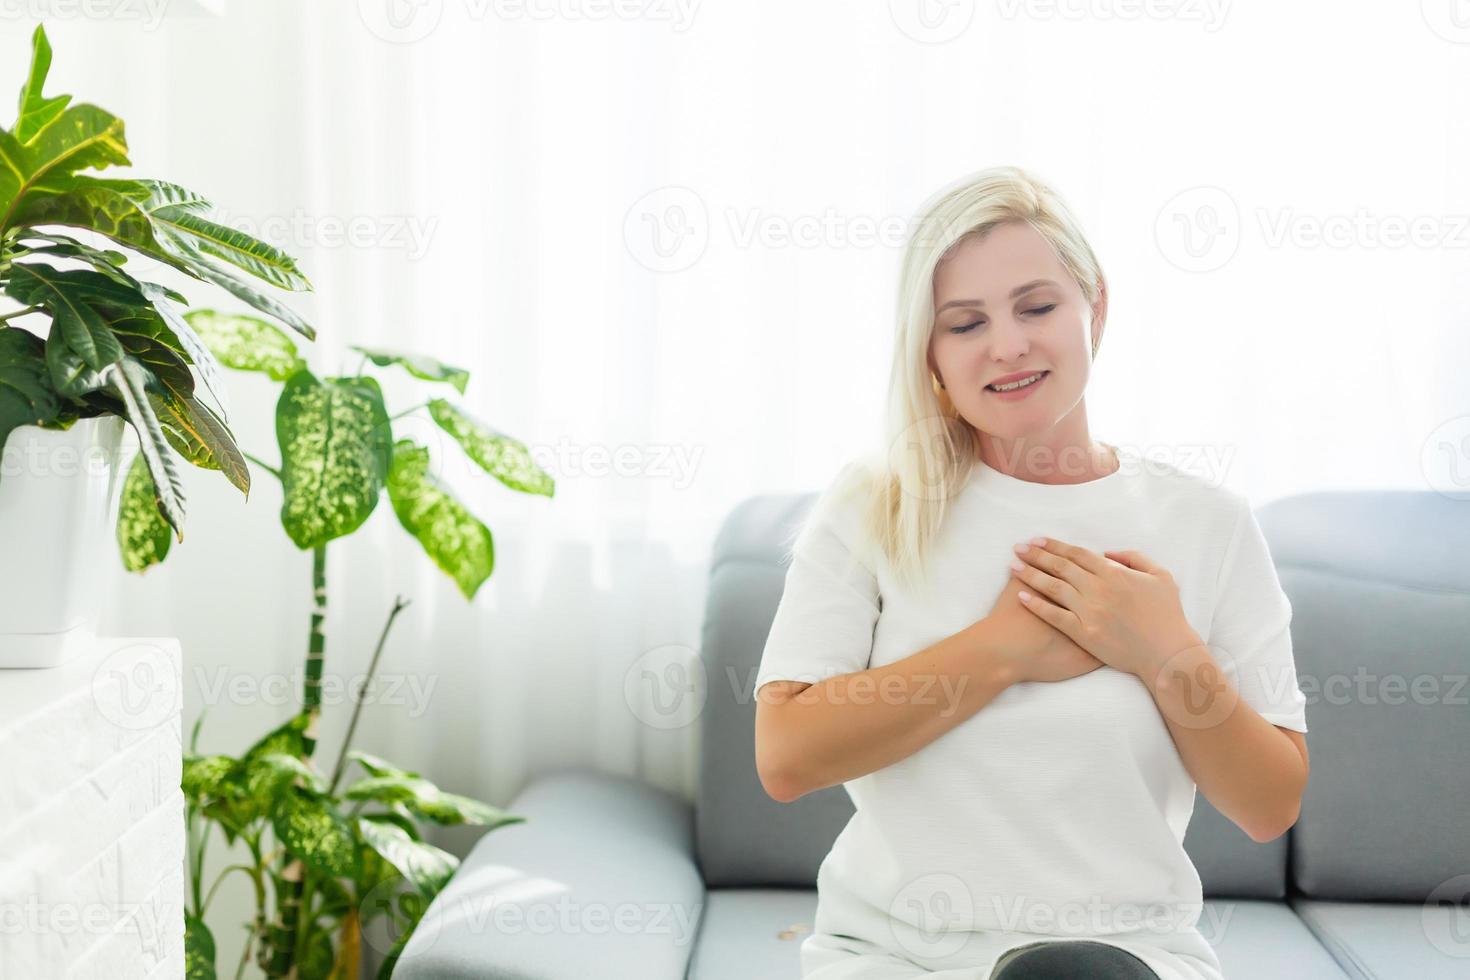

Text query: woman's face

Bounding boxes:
[928,220,1105,452]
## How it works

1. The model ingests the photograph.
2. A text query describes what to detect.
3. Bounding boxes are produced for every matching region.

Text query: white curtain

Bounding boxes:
[11,0,1464,931]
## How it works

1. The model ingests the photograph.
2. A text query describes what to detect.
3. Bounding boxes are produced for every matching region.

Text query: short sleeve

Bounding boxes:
[1206,494,1309,733]
[753,465,881,694]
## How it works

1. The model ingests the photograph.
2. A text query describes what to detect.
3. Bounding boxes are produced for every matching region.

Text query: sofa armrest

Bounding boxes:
[393,766,706,980]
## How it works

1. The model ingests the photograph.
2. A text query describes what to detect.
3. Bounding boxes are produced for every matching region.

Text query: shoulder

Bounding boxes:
[1123,446,1246,528]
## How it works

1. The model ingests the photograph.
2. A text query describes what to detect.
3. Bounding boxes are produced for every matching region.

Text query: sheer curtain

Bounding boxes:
[12,0,1460,843]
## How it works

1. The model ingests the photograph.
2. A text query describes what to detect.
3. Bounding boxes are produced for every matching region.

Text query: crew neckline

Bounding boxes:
[966,441,1140,513]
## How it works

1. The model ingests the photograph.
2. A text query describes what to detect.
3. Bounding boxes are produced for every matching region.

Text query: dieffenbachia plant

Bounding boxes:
[0,24,314,559]
[173,313,555,978]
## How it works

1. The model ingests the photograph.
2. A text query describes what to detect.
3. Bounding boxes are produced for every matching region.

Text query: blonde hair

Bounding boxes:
[789,166,1107,595]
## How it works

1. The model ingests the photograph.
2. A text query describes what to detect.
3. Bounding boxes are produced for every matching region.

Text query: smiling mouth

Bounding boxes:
[985,370,1049,392]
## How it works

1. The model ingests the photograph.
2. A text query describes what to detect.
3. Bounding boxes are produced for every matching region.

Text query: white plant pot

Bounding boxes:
[0,415,129,668]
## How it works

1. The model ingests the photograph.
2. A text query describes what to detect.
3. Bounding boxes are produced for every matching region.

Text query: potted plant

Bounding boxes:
[0,24,314,667]
[177,311,555,979]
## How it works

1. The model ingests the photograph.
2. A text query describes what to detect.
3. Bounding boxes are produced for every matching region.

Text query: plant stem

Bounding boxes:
[327,595,412,795]
[389,402,427,421]
[0,304,41,324]
[201,864,257,918]
[303,545,327,757]
[244,451,282,481]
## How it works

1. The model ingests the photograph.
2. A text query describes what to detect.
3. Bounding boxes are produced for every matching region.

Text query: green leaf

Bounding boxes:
[141,283,232,422]
[298,925,334,980]
[0,327,62,470]
[6,262,124,370]
[356,818,457,898]
[349,345,469,394]
[241,711,311,761]
[385,439,494,598]
[14,26,71,145]
[149,389,248,494]
[239,751,327,804]
[151,205,311,292]
[184,308,306,381]
[273,789,359,878]
[105,357,186,538]
[181,753,235,806]
[0,89,128,229]
[427,398,554,497]
[7,176,316,340]
[117,452,172,571]
[184,913,217,980]
[345,773,524,830]
[276,371,392,549]
[348,751,419,779]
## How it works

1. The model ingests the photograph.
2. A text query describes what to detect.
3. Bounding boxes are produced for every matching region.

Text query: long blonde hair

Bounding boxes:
[790,166,1107,595]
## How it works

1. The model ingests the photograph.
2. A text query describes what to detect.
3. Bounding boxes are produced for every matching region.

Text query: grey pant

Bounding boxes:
[990,939,1161,979]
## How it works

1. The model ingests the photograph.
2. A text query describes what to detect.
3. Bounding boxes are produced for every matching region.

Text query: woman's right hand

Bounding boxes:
[985,570,1105,683]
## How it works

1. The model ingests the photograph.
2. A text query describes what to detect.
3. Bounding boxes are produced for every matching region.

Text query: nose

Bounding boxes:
[988,314,1030,362]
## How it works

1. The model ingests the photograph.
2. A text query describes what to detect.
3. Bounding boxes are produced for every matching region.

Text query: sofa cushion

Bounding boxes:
[1289,897,1470,979]
[686,888,816,980]
[697,493,857,888]
[1203,898,1351,979]
[1257,492,1470,900]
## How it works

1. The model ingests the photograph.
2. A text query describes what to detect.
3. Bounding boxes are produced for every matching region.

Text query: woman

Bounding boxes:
[752,166,1311,980]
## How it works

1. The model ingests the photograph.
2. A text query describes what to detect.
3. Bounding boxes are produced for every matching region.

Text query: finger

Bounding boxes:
[1011,560,1082,610]
[1017,588,1080,639]
[1016,540,1090,591]
[1104,548,1162,574]
[1027,536,1110,575]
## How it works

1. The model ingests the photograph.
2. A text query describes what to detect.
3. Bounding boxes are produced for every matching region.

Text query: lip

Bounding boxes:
[985,370,1049,401]
[987,370,1048,387]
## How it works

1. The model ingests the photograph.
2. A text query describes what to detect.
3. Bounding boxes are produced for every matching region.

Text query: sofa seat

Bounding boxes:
[1288,897,1470,979]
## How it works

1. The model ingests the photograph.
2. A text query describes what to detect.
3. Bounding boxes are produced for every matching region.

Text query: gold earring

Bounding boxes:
[931,371,946,393]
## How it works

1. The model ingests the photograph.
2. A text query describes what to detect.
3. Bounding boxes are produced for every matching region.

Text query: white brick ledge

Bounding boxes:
[0,637,185,980]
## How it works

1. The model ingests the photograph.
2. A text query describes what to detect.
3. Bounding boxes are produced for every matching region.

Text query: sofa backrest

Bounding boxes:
[1256,491,1470,901]
[694,488,1447,897]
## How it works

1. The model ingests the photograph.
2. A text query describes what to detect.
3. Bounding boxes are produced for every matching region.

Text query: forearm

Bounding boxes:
[1143,644,1307,842]
[761,618,1016,801]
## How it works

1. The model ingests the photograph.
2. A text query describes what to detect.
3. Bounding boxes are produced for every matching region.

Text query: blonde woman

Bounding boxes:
[753,166,1310,980]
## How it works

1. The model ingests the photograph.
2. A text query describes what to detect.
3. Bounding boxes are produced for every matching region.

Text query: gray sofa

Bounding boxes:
[397,489,1470,979]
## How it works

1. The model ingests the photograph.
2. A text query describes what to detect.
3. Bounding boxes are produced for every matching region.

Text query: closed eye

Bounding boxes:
[948,304,1056,334]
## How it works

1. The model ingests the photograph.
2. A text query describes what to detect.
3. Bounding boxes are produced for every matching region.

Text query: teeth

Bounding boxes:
[988,371,1045,392]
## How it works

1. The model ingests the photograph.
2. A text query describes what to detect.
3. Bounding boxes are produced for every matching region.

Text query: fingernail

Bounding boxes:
[1013,543,1029,554]
[1010,559,1025,571]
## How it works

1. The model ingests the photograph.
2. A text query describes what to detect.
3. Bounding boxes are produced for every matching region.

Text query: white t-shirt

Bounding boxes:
[755,443,1309,980]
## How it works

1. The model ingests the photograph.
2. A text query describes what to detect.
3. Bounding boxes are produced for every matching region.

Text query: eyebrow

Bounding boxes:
[935,278,1058,313]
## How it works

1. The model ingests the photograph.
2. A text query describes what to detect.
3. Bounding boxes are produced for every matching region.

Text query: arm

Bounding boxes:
[1143,644,1310,842]
[754,617,1016,803]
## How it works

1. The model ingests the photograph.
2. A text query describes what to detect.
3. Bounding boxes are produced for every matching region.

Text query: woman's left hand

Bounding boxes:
[1008,536,1204,680]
